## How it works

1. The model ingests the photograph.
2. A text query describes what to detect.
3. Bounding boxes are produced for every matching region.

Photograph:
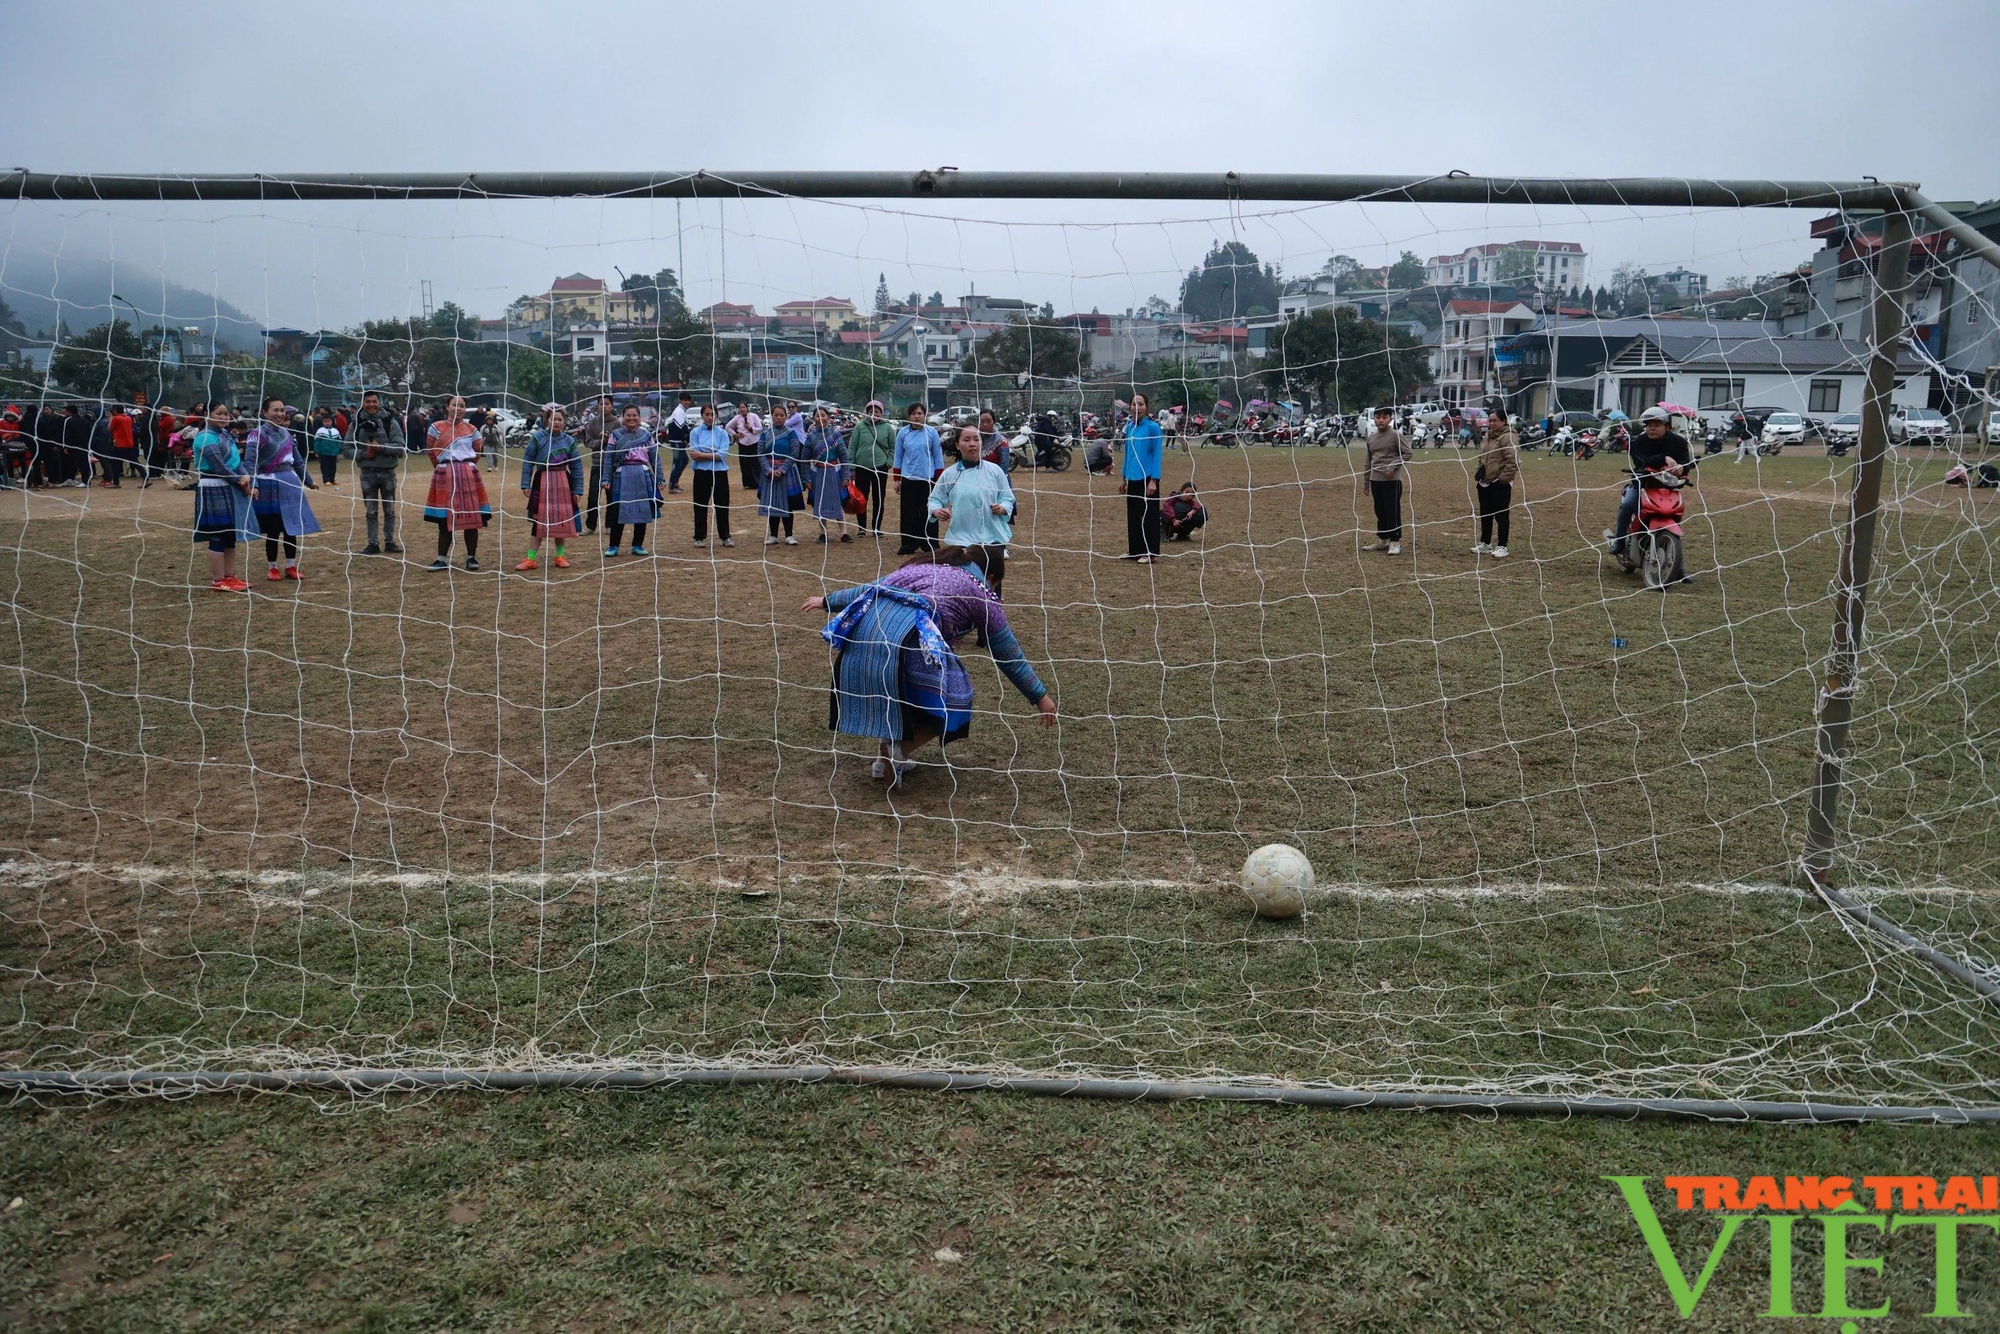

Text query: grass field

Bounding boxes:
[5,444,2000,1328]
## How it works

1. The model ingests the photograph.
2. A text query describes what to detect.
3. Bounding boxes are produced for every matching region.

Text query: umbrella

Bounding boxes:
[1603,408,1629,421]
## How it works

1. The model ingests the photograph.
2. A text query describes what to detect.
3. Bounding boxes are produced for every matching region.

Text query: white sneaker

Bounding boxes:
[870,758,887,780]
[722,538,735,547]
[764,536,779,546]
[1387,543,1402,556]
[1471,542,1490,554]
[784,535,798,545]
[1491,545,1509,559]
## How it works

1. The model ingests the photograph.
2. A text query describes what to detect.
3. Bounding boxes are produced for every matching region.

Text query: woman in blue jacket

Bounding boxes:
[1121,392,1163,562]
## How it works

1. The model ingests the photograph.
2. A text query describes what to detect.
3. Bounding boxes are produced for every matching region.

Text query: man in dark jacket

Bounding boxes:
[61,405,93,486]
[1607,405,1692,558]
[352,390,409,554]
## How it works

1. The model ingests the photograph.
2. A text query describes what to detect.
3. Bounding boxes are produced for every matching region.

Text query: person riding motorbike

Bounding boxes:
[1606,405,1693,572]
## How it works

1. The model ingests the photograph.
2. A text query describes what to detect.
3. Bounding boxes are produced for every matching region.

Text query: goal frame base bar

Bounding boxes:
[7,1066,2000,1125]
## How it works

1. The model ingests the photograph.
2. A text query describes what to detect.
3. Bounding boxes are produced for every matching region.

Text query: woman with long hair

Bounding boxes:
[516,403,585,571]
[424,394,492,571]
[803,545,1056,788]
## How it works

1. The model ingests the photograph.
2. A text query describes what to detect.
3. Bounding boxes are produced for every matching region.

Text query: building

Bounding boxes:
[699,302,764,333]
[1589,331,1931,424]
[1651,268,1709,300]
[510,274,643,326]
[771,297,859,332]
[1496,316,1781,419]
[1934,199,2000,429]
[1434,301,1537,407]
[1426,241,1587,295]
[1058,312,1173,374]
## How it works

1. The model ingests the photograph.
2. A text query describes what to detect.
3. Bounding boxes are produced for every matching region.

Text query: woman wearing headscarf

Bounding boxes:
[803,547,1057,788]
[604,403,663,556]
[516,403,585,571]
[244,395,324,581]
[759,410,804,545]
[805,406,853,543]
[424,395,492,571]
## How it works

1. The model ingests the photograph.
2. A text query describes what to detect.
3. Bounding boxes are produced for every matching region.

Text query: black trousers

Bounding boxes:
[1125,479,1160,556]
[853,466,888,531]
[259,512,299,564]
[898,478,934,553]
[1477,482,1511,547]
[692,470,731,541]
[1370,478,1404,543]
[585,454,606,532]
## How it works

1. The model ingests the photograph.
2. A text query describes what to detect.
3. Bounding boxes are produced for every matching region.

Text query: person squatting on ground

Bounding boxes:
[1162,483,1206,541]
[604,405,664,555]
[687,402,734,547]
[244,396,324,581]
[1363,405,1412,555]
[1472,407,1518,559]
[928,425,1015,599]
[350,391,407,555]
[190,402,256,592]
[805,545,1056,789]
[516,405,585,571]
[891,402,945,556]
[846,399,895,535]
[424,395,492,570]
[1121,392,1163,563]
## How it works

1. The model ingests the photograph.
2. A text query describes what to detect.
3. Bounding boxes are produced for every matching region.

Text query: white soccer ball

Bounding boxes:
[1240,843,1312,919]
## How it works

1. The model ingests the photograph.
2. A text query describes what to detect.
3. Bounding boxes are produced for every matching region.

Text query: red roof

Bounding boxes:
[836,330,876,345]
[549,273,606,293]
[775,297,857,311]
[1447,299,1526,315]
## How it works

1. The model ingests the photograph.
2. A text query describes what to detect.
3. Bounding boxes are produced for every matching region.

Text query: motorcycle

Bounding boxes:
[1611,461,1696,590]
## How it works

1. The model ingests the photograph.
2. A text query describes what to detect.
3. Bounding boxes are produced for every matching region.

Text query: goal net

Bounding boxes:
[2,177,1996,1108]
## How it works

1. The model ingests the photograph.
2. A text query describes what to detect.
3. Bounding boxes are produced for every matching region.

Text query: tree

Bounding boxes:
[1493,249,1539,285]
[873,274,892,317]
[822,350,907,407]
[1322,254,1364,284]
[927,291,944,308]
[1179,241,1282,321]
[1130,355,1219,413]
[621,268,687,321]
[960,320,1089,382]
[1142,295,1176,317]
[1259,307,1431,411]
[1386,250,1428,290]
[905,291,921,308]
[48,319,155,400]
[621,309,745,391]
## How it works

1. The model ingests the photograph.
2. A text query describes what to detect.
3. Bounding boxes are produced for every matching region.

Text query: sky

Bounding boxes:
[3,0,1997,334]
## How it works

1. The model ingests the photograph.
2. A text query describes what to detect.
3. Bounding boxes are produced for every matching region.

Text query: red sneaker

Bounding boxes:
[266,568,283,581]
[515,557,539,572]
[552,555,571,569]
[284,566,303,581]
[224,577,250,591]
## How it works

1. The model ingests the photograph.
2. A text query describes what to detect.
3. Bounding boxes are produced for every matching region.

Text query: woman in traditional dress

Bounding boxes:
[423,395,492,571]
[805,406,853,544]
[603,404,663,556]
[191,402,255,592]
[244,396,324,582]
[759,409,804,546]
[516,404,585,571]
[803,547,1057,788]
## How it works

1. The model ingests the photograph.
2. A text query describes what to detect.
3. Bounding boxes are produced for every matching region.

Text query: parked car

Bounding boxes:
[934,405,982,431]
[1890,406,1951,444]
[1760,411,1807,451]
[1988,413,2000,446]
[1824,413,1863,453]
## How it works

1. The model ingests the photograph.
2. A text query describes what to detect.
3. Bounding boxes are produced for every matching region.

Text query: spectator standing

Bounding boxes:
[311,407,345,487]
[1162,483,1206,541]
[846,399,895,535]
[580,394,616,532]
[728,400,764,495]
[515,404,584,571]
[687,402,733,546]
[928,425,1016,596]
[1471,408,1518,559]
[1363,405,1412,555]
[804,406,853,544]
[423,395,492,571]
[128,393,155,484]
[759,408,803,545]
[104,403,136,487]
[604,404,663,556]
[191,402,254,592]
[61,405,92,486]
[663,390,694,493]
[245,396,324,581]
[479,409,502,472]
[890,402,944,555]
[978,409,1011,472]
[1121,392,1163,563]
[350,390,407,555]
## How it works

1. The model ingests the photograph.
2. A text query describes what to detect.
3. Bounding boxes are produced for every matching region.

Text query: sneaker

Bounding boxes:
[721,538,735,547]
[284,566,303,581]
[784,536,798,546]
[632,547,649,556]
[209,578,236,593]
[764,536,779,546]
[427,558,450,572]
[1362,541,1388,552]
[222,576,250,592]
[816,534,828,544]
[266,568,283,581]
[870,758,888,780]
[1387,543,1402,556]
[362,543,382,556]
[692,538,707,546]
[384,541,404,555]
[1471,542,1490,554]
[465,557,482,571]
[515,557,540,572]
[552,555,571,569]
[840,533,852,543]
[605,546,620,557]
[1491,545,1509,559]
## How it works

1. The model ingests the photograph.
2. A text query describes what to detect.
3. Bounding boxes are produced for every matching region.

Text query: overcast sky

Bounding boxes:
[3,0,1996,332]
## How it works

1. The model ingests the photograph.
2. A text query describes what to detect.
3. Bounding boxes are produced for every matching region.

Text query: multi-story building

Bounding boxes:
[509,274,643,326]
[771,297,859,332]
[1426,241,1586,295]
[1433,301,1537,407]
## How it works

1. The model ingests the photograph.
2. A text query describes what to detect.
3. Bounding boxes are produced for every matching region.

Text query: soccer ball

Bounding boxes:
[1240,844,1312,919]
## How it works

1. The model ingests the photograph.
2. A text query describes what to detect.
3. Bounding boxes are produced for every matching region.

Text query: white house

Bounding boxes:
[1427,241,1587,295]
[1592,333,1932,425]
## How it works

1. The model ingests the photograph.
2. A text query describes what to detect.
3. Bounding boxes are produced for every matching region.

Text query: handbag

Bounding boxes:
[843,480,868,515]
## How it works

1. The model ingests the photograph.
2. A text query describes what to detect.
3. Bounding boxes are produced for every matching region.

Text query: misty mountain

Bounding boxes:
[0,254,262,351]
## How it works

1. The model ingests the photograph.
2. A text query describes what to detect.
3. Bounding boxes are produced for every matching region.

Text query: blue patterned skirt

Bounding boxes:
[609,461,661,524]
[252,472,323,536]
[829,612,975,744]
[192,479,253,544]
